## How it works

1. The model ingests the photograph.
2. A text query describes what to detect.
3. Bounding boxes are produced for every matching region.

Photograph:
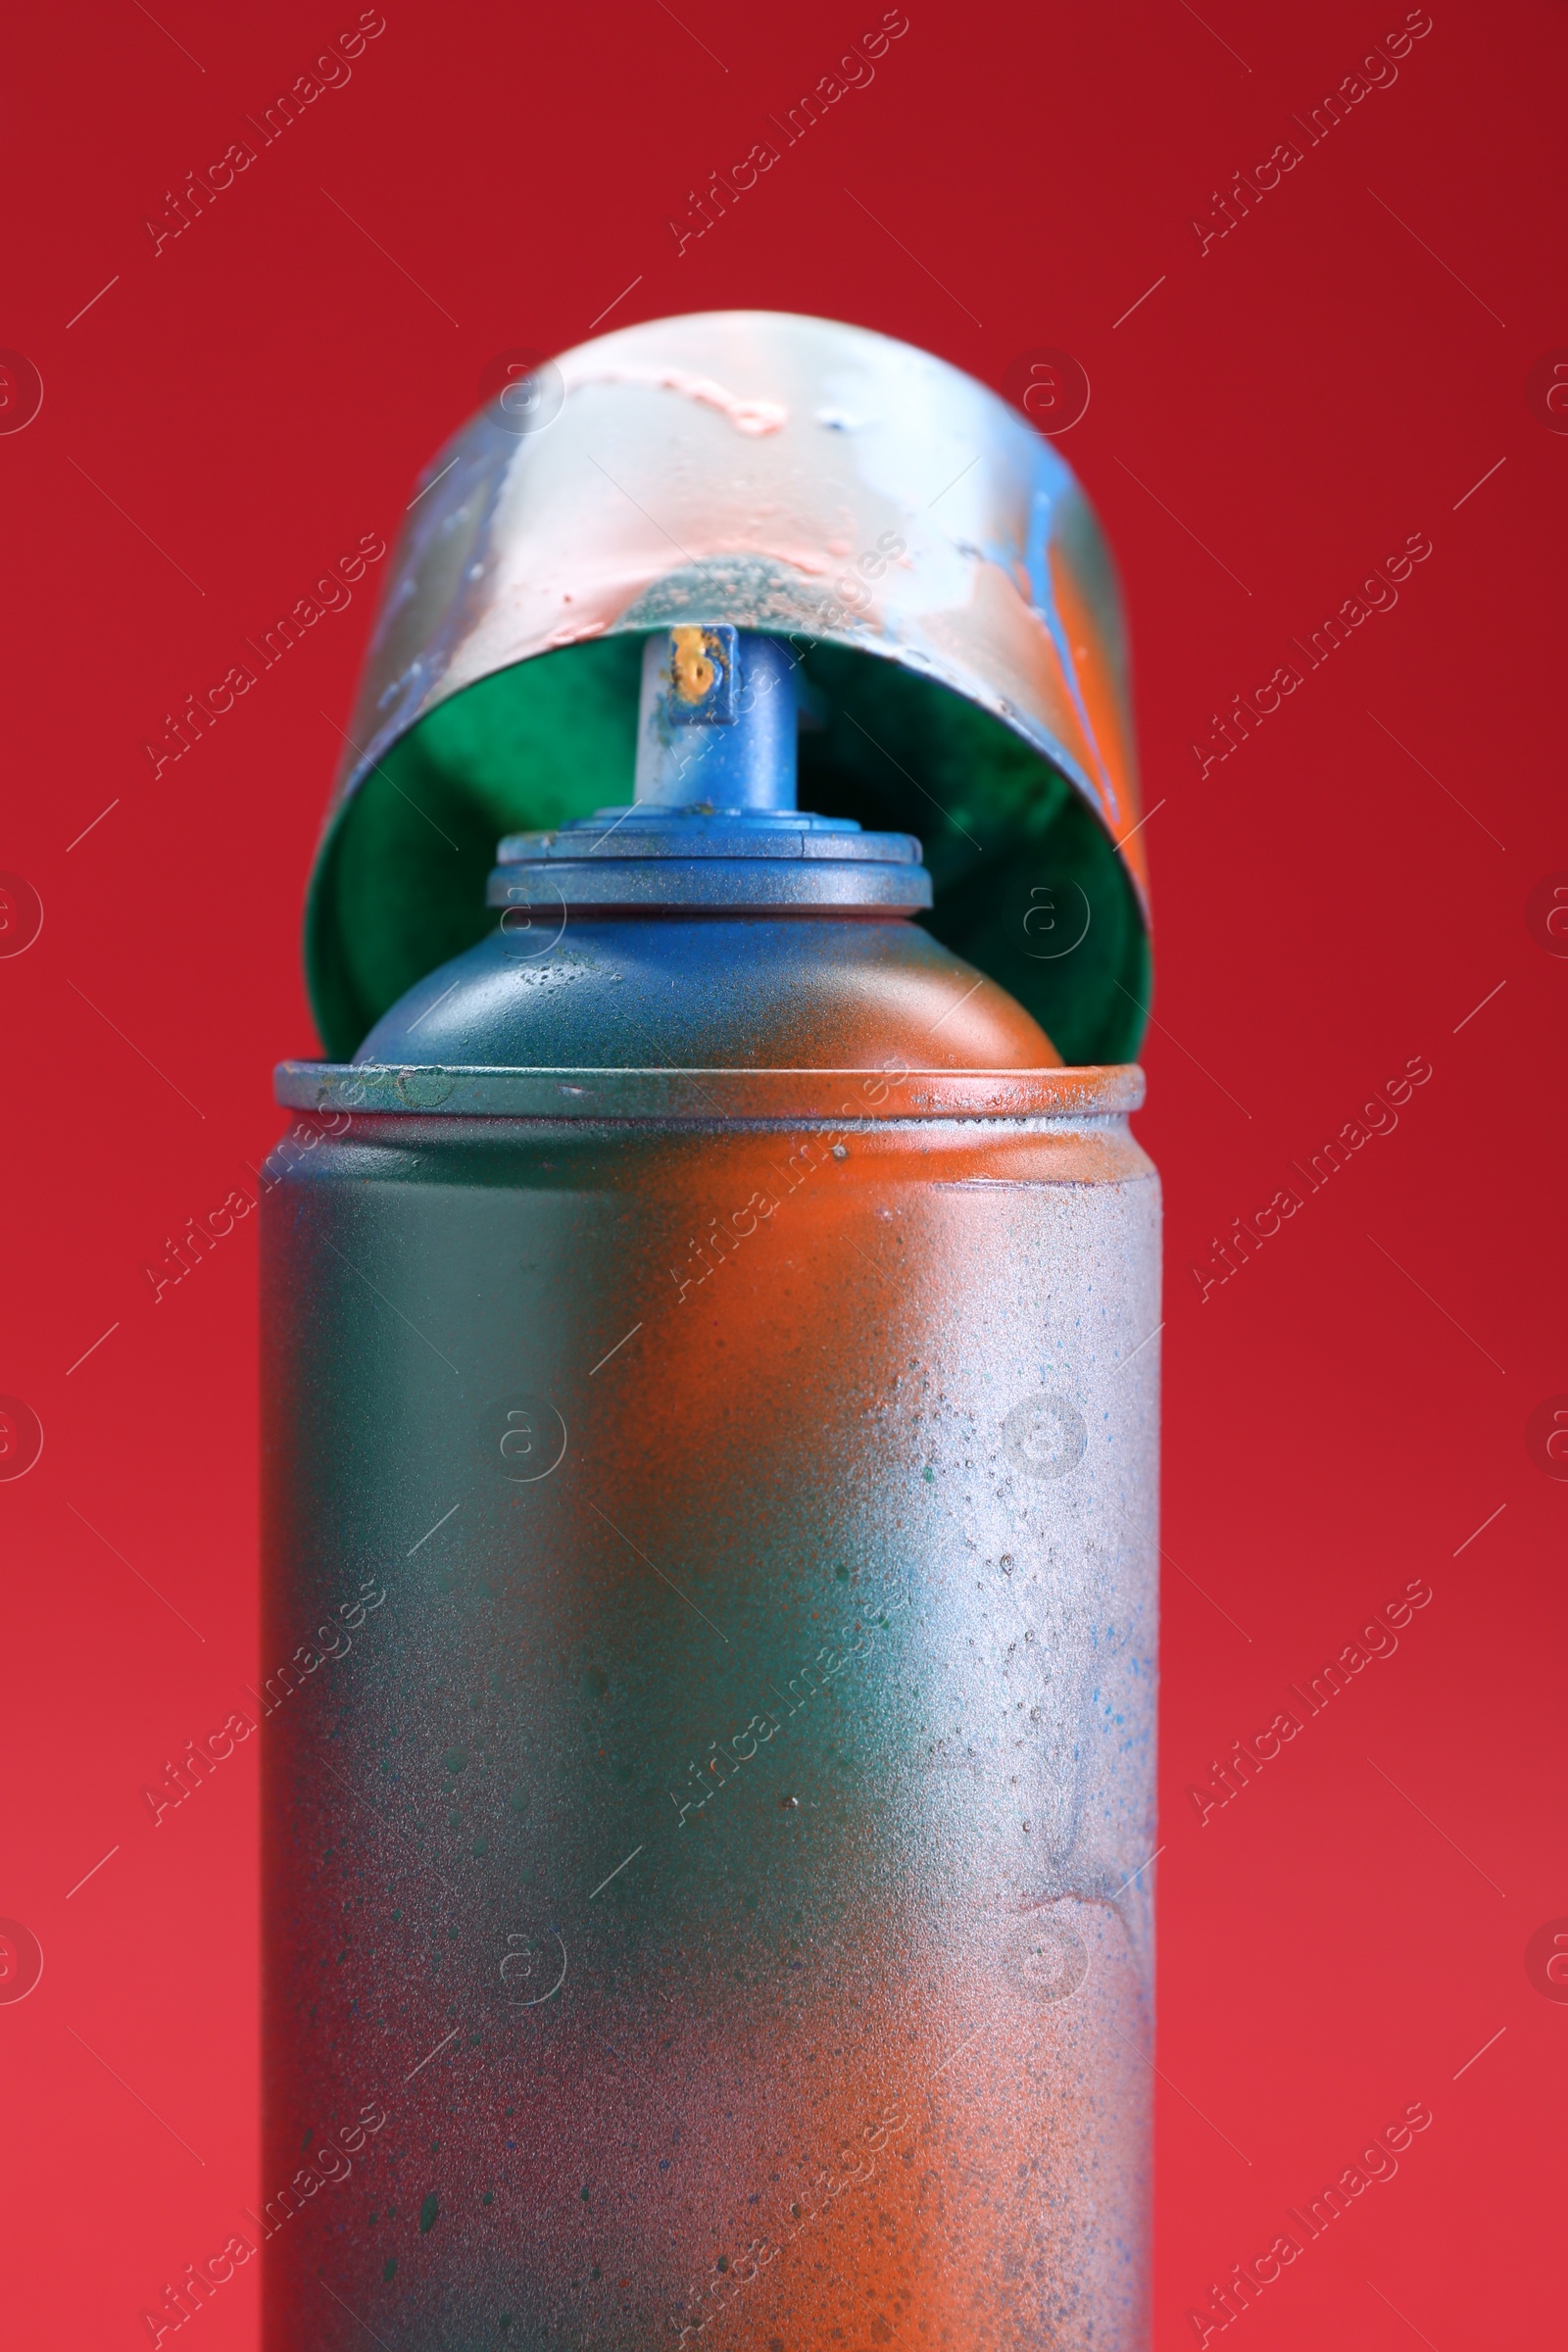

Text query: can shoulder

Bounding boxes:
[349,912,1060,1073]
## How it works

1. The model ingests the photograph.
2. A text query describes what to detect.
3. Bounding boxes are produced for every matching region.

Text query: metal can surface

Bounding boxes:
[261,1059,1157,2350]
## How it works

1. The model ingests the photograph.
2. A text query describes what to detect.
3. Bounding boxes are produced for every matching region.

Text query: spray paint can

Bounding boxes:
[263,313,1158,2348]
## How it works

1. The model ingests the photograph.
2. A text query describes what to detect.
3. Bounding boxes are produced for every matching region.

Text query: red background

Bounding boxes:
[2,2,1563,2343]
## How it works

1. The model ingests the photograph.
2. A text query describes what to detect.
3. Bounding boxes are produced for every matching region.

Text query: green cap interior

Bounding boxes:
[305,637,1151,1065]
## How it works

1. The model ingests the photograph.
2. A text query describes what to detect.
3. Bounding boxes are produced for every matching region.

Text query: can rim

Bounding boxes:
[273,1060,1145,1121]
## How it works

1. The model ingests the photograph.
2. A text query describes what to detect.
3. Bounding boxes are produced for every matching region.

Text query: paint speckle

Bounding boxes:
[419,2192,439,2233]
[566,363,786,436]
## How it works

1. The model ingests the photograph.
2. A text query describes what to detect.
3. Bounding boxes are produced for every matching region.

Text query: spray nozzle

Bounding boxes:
[634,627,799,812]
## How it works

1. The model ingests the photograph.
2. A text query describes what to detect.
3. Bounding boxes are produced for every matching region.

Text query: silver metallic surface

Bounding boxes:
[273,1062,1145,1119]
[260,1056,1160,2349]
[322,311,1148,911]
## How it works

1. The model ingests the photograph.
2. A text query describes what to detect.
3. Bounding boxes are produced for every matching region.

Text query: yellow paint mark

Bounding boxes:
[670,626,717,702]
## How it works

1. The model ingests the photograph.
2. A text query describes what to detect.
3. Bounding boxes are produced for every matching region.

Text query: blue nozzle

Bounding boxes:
[633,627,798,811]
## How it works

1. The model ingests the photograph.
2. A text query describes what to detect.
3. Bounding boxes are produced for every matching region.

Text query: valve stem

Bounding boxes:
[633,626,799,811]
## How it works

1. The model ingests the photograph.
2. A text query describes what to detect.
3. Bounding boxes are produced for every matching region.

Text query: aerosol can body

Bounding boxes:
[263,314,1159,2349]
